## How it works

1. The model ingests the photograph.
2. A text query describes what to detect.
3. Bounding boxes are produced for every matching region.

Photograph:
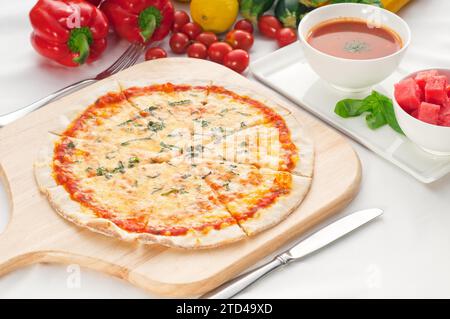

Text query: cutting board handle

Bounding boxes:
[0,163,35,277]
[0,232,35,278]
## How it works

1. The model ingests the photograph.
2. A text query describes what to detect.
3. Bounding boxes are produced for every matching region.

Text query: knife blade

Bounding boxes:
[201,208,383,299]
[287,207,383,260]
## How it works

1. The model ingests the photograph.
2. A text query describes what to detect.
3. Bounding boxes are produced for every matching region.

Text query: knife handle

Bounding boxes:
[201,253,292,299]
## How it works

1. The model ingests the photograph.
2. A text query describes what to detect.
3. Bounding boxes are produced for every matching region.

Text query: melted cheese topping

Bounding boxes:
[52,84,299,236]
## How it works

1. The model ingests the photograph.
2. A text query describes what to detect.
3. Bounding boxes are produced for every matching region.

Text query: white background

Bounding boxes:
[0,0,449,298]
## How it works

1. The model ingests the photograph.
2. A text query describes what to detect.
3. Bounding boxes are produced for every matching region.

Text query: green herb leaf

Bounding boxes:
[151,187,163,194]
[168,100,191,106]
[160,141,179,152]
[160,188,187,196]
[194,119,209,127]
[121,137,153,146]
[148,120,165,132]
[128,156,140,168]
[365,106,387,129]
[112,161,125,174]
[118,119,133,127]
[370,91,404,134]
[334,99,366,117]
[334,91,403,134]
[96,167,107,176]
[96,167,112,179]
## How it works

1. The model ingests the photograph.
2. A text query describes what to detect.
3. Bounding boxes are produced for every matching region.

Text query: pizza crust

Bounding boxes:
[119,78,213,91]
[47,186,98,224]
[49,79,123,135]
[237,174,312,236]
[46,184,246,249]
[136,224,246,249]
[283,114,315,178]
[34,133,59,193]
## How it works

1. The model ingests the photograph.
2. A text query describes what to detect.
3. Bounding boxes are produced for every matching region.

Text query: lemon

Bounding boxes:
[190,0,239,34]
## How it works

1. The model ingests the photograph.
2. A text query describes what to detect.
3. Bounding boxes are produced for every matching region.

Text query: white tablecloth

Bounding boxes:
[0,0,449,298]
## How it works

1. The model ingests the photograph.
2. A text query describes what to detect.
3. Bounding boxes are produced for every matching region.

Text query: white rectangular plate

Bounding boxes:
[251,42,450,184]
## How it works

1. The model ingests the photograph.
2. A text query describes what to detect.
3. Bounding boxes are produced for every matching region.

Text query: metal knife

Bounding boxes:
[201,208,383,299]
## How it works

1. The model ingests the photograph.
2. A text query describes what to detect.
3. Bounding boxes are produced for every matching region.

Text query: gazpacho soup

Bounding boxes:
[307,18,403,60]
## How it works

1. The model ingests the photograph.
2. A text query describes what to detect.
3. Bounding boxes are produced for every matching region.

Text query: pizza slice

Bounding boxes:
[191,114,314,177]
[122,82,209,123]
[51,87,193,156]
[190,85,295,145]
[34,134,164,193]
[44,160,245,249]
[194,159,312,235]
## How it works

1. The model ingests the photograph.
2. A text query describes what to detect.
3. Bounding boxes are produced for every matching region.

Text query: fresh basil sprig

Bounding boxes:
[334,91,404,134]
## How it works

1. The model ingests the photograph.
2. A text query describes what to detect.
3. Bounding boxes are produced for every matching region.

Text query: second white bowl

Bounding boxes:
[393,69,450,156]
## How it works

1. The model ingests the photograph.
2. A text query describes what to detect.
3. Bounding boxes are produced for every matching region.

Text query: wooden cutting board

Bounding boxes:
[0,58,361,297]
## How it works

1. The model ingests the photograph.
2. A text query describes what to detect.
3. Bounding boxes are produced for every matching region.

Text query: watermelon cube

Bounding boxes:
[418,102,441,125]
[447,84,450,98]
[425,75,448,105]
[438,101,450,127]
[394,78,422,113]
[415,70,439,90]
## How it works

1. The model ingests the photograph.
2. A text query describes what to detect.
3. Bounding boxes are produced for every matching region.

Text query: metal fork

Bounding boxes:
[0,43,145,127]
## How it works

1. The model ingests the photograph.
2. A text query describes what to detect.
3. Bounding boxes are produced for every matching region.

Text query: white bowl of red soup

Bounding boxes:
[298,3,411,92]
[394,69,450,155]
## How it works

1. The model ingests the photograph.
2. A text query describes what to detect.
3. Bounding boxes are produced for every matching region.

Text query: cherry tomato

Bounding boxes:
[208,42,233,64]
[145,47,167,61]
[195,32,218,48]
[169,32,190,54]
[234,19,254,34]
[225,30,254,51]
[276,28,297,48]
[181,22,203,40]
[258,15,282,39]
[173,10,190,32]
[223,49,249,74]
[187,42,208,59]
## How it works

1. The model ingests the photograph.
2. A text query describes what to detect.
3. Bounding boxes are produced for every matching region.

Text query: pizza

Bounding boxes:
[34,79,314,249]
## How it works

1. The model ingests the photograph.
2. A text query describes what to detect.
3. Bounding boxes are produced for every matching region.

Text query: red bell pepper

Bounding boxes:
[101,0,174,44]
[29,0,109,67]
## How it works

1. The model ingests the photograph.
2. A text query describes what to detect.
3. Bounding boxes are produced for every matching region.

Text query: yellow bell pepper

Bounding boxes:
[321,1,411,13]
[382,0,411,12]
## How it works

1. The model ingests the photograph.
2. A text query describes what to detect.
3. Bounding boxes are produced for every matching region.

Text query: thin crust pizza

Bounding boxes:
[35,79,315,249]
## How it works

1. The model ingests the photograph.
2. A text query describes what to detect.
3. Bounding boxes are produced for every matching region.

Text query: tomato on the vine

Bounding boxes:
[225,30,254,51]
[170,32,190,54]
[258,15,282,39]
[145,47,167,60]
[223,49,249,73]
[208,42,233,64]
[234,19,254,34]
[195,32,218,48]
[187,42,208,59]
[181,22,203,40]
[276,28,297,48]
[173,10,190,32]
